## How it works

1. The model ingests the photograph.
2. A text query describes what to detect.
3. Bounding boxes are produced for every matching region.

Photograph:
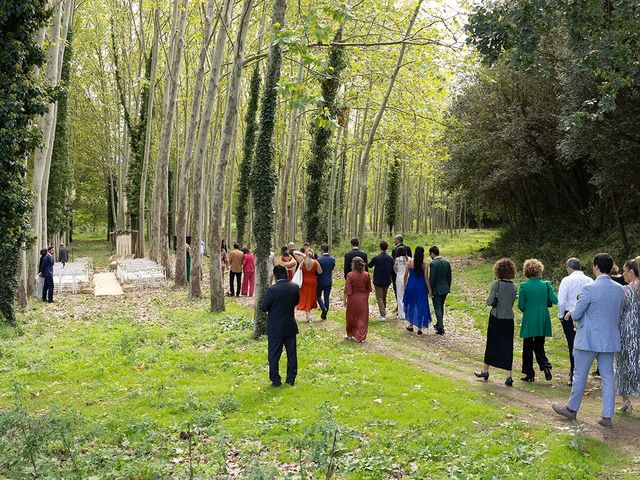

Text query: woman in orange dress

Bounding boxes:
[294,248,323,321]
[277,245,297,281]
[344,256,372,342]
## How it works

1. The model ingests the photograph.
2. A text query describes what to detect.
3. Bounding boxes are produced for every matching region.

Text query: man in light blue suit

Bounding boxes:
[552,253,625,427]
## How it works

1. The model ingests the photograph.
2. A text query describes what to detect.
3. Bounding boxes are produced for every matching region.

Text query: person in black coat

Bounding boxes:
[260,265,301,387]
[40,246,55,303]
[368,240,394,320]
[344,238,368,278]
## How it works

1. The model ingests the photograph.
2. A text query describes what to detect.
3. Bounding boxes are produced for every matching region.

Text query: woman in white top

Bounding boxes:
[394,246,410,319]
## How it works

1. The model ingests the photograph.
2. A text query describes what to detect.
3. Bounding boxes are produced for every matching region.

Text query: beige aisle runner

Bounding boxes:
[94,272,124,296]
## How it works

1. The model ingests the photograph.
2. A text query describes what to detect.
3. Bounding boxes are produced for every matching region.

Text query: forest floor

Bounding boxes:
[1,230,640,479]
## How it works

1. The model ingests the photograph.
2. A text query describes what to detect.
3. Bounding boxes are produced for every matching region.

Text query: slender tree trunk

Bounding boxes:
[190,0,234,297]
[152,0,188,275]
[356,0,423,236]
[209,0,255,311]
[138,8,160,258]
[175,0,216,285]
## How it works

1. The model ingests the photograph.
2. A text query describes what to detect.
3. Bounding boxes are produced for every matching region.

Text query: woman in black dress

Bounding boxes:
[475,258,518,386]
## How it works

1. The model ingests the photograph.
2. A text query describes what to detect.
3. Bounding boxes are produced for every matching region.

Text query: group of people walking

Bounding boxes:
[259,235,452,388]
[474,253,640,426]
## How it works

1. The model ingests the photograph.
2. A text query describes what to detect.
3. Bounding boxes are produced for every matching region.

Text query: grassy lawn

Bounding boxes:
[1,230,637,478]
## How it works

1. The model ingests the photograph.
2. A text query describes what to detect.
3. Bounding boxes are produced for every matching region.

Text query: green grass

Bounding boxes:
[0,292,632,478]
[1,229,636,478]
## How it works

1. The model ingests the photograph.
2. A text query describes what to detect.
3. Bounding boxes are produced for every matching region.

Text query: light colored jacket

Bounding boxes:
[571,274,625,352]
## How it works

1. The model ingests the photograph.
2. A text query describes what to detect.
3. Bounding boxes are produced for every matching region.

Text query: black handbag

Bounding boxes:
[546,282,553,308]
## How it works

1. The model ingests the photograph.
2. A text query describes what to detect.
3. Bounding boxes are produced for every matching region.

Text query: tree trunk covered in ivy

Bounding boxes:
[304,28,347,244]
[209,0,255,312]
[385,155,400,234]
[0,0,50,324]
[252,0,287,338]
[124,53,152,255]
[235,65,261,245]
[48,28,73,240]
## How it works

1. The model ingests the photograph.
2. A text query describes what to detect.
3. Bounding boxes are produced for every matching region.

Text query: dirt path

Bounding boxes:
[235,255,640,461]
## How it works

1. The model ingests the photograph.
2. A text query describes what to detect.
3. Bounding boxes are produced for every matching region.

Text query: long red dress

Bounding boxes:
[344,271,372,342]
[297,260,319,311]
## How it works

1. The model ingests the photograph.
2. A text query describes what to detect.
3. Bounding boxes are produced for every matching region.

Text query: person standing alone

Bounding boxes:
[429,246,451,335]
[41,246,55,303]
[368,241,394,321]
[260,265,300,387]
[228,244,244,297]
[552,253,626,427]
[316,245,335,320]
[58,243,69,267]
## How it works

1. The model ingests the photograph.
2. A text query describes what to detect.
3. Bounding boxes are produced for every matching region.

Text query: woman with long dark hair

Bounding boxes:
[403,246,432,334]
[344,256,372,342]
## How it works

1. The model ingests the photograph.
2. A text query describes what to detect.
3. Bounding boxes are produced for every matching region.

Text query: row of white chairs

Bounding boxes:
[116,258,165,288]
[46,261,91,294]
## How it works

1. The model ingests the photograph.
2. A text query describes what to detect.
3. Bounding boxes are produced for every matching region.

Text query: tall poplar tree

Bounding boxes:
[235,65,261,245]
[304,27,347,244]
[0,0,51,324]
[252,0,288,338]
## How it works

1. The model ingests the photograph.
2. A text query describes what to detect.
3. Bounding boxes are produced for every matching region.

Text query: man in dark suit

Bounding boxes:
[58,243,69,266]
[391,235,412,300]
[316,244,335,320]
[343,238,368,278]
[260,265,300,387]
[429,246,452,335]
[41,246,55,303]
[368,241,394,320]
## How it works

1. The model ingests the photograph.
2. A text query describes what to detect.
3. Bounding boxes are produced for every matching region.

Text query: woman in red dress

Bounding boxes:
[344,256,372,342]
[294,248,323,321]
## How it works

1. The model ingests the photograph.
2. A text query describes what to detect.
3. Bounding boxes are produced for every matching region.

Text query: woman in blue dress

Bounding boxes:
[403,246,433,334]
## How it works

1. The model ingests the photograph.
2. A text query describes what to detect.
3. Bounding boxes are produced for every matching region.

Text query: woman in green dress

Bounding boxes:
[518,259,558,382]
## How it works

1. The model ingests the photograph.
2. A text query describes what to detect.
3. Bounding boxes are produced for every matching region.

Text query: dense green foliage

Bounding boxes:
[0,0,50,325]
[47,29,74,239]
[384,155,400,235]
[251,0,287,337]
[445,0,640,255]
[235,65,261,245]
[304,28,347,244]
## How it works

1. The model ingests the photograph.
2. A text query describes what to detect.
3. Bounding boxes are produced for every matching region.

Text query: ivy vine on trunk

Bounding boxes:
[385,155,400,234]
[304,28,347,244]
[48,28,74,240]
[252,0,288,338]
[0,0,51,325]
[235,65,261,245]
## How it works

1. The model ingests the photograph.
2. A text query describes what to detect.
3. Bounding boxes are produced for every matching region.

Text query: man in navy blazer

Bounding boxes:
[553,253,625,427]
[316,244,335,320]
[260,265,300,387]
[40,246,55,303]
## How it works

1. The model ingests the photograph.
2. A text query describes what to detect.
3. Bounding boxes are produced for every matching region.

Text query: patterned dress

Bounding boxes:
[616,283,640,397]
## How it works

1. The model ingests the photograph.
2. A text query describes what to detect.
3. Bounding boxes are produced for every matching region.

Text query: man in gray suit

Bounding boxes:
[552,253,625,427]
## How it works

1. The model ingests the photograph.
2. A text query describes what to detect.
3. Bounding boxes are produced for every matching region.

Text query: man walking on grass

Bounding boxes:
[58,242,69,267]
[260,265,300,387]
[429,246,451,335]
[316,245,335,320]
[368,241,394,321]
[552,253,625,427]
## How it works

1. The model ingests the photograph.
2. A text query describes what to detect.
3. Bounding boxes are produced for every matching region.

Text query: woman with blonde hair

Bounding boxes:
[518,259,558,382]
[616,257,640,412]
[475,258,518,386]
[344,256,372,342]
